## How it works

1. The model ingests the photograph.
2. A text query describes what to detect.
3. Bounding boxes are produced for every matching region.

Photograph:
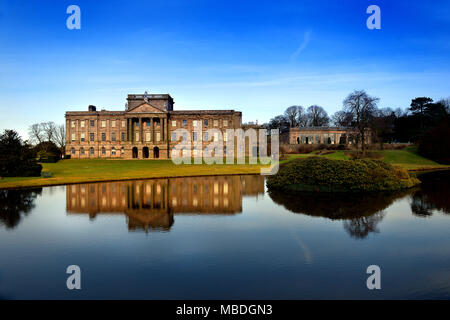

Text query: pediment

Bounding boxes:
[127,102,166,114]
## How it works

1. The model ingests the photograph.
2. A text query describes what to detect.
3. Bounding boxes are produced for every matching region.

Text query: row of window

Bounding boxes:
[71,132,127,142]
[71,147,125,156]
[70,118,230,129]
[70,120,127,129]
[171,131,229,142]
[70,132,163,143]
[172,119,228,128]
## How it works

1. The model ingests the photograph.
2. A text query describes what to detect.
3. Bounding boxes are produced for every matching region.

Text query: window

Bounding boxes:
[111,147,116,156]
[204,119,209,126]
[145,132,151,142]
[182,132,188,141]
[135,132,140,142]
[214,120,219,127]
[101,120,106,128]
[223,120,228,127]
[80,121,85,128]
[90,120,95,127]
[90,133,94,142]
[101,147,106,155]
[182,120,187,126]
[171,132,177,141]
[90,147,94,155]
[156,132,160,142]
[224,132,228,142]
[121,132,125,141]
[71,121,76,128]
[102,133,106,141]
[193,132,197,141]
[80,147,85,155]
[214,132,219,142]
[121,120,126,127]
[111,120,116,128]
[80,133,85,142]
[121,147,125,155]
[203,132,209,141]
[71,133,76,142]
[172,120,177,127]
[111,132,116,142]
[71,148,75,154]
[146,120,150,127]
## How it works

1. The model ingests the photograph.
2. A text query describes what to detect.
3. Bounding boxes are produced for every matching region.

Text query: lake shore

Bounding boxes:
[0,147,448,190]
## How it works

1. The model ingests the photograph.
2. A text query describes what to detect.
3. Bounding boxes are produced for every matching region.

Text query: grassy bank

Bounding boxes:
[0,159,266,189]
[0,147,448,189]
[283,146,449,171]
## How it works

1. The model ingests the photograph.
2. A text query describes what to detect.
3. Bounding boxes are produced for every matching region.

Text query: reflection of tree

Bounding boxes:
[268,189,411,239]
[0,188,42,229]
[343,213,385,239]
[411,171,450,217]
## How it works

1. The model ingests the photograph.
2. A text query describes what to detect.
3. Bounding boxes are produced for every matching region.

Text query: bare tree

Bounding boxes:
[53,124,66,155]
[306,105,329,127]
[331,111,354,127]
[41,122,57,142]
[28,123,44,145]
[343,90,379,154]
[284,106,299,127]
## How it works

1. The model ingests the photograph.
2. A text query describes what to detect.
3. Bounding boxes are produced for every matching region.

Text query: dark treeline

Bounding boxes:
[265,90,450,162]
[0,130,42,177]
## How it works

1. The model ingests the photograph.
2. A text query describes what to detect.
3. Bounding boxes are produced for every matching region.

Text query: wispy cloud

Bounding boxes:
[290,30,311,61]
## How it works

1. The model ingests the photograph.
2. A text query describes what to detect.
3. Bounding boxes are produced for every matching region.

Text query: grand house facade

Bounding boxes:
[281,127,371,145]
[65,93,242,159]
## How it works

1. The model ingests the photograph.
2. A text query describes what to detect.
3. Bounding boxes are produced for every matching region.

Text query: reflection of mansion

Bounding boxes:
[65,93,242,159]
[66,175,265,232]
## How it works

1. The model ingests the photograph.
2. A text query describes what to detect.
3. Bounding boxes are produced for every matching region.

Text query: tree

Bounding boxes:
[28,123,44,145]
[268,115,290,131]
[331,111,354,127]
[28,122,65,156]
[284,106,300,127]
[0,130,42,177]
[343,90,379,154]
[306,105,329,127]
[53,124,66,155]
[410,97,433,129]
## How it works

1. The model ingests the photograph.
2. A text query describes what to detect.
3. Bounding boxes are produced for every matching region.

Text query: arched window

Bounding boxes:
[111,147,116,156]
[90,147,94,155]
[121,147,125,155]
[80,147,85,155]
[101,147,106,155]
[71,148,75,154]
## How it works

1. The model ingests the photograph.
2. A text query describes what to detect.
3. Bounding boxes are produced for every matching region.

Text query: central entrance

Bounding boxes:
[143,147,149,159]
[153,147,159,159]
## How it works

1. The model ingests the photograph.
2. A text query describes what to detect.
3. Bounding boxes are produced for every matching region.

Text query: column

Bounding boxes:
[139,118,143,143]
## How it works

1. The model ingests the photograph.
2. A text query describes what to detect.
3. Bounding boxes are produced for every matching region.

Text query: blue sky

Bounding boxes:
[1,0,449,138]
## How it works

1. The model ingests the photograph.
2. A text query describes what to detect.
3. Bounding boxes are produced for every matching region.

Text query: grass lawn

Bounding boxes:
[0,146,448,189]
[0,159,268,189]
[283,146,449,171]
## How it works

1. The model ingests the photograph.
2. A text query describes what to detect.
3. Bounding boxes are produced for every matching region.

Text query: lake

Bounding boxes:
[1,171,450,299]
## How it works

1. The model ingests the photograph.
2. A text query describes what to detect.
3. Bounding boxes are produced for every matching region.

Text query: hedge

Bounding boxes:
[267,157,420,192]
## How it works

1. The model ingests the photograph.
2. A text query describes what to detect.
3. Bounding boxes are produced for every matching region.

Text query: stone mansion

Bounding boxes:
[65,93,242,159]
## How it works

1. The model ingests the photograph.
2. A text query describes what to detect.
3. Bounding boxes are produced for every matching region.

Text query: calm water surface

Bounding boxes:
[1,172,450,299]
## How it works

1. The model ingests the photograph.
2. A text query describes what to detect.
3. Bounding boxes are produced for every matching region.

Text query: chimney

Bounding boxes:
[88,105,97,112]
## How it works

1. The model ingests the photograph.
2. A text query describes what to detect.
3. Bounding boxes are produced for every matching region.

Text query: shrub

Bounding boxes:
[266,157,420,192]
[418,120,450,164]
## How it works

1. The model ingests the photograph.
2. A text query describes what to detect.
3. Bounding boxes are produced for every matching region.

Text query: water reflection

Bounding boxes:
[411,171,450,217]
[0,188,42,229]
[268,189,413,238]
[66,175,265,232]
